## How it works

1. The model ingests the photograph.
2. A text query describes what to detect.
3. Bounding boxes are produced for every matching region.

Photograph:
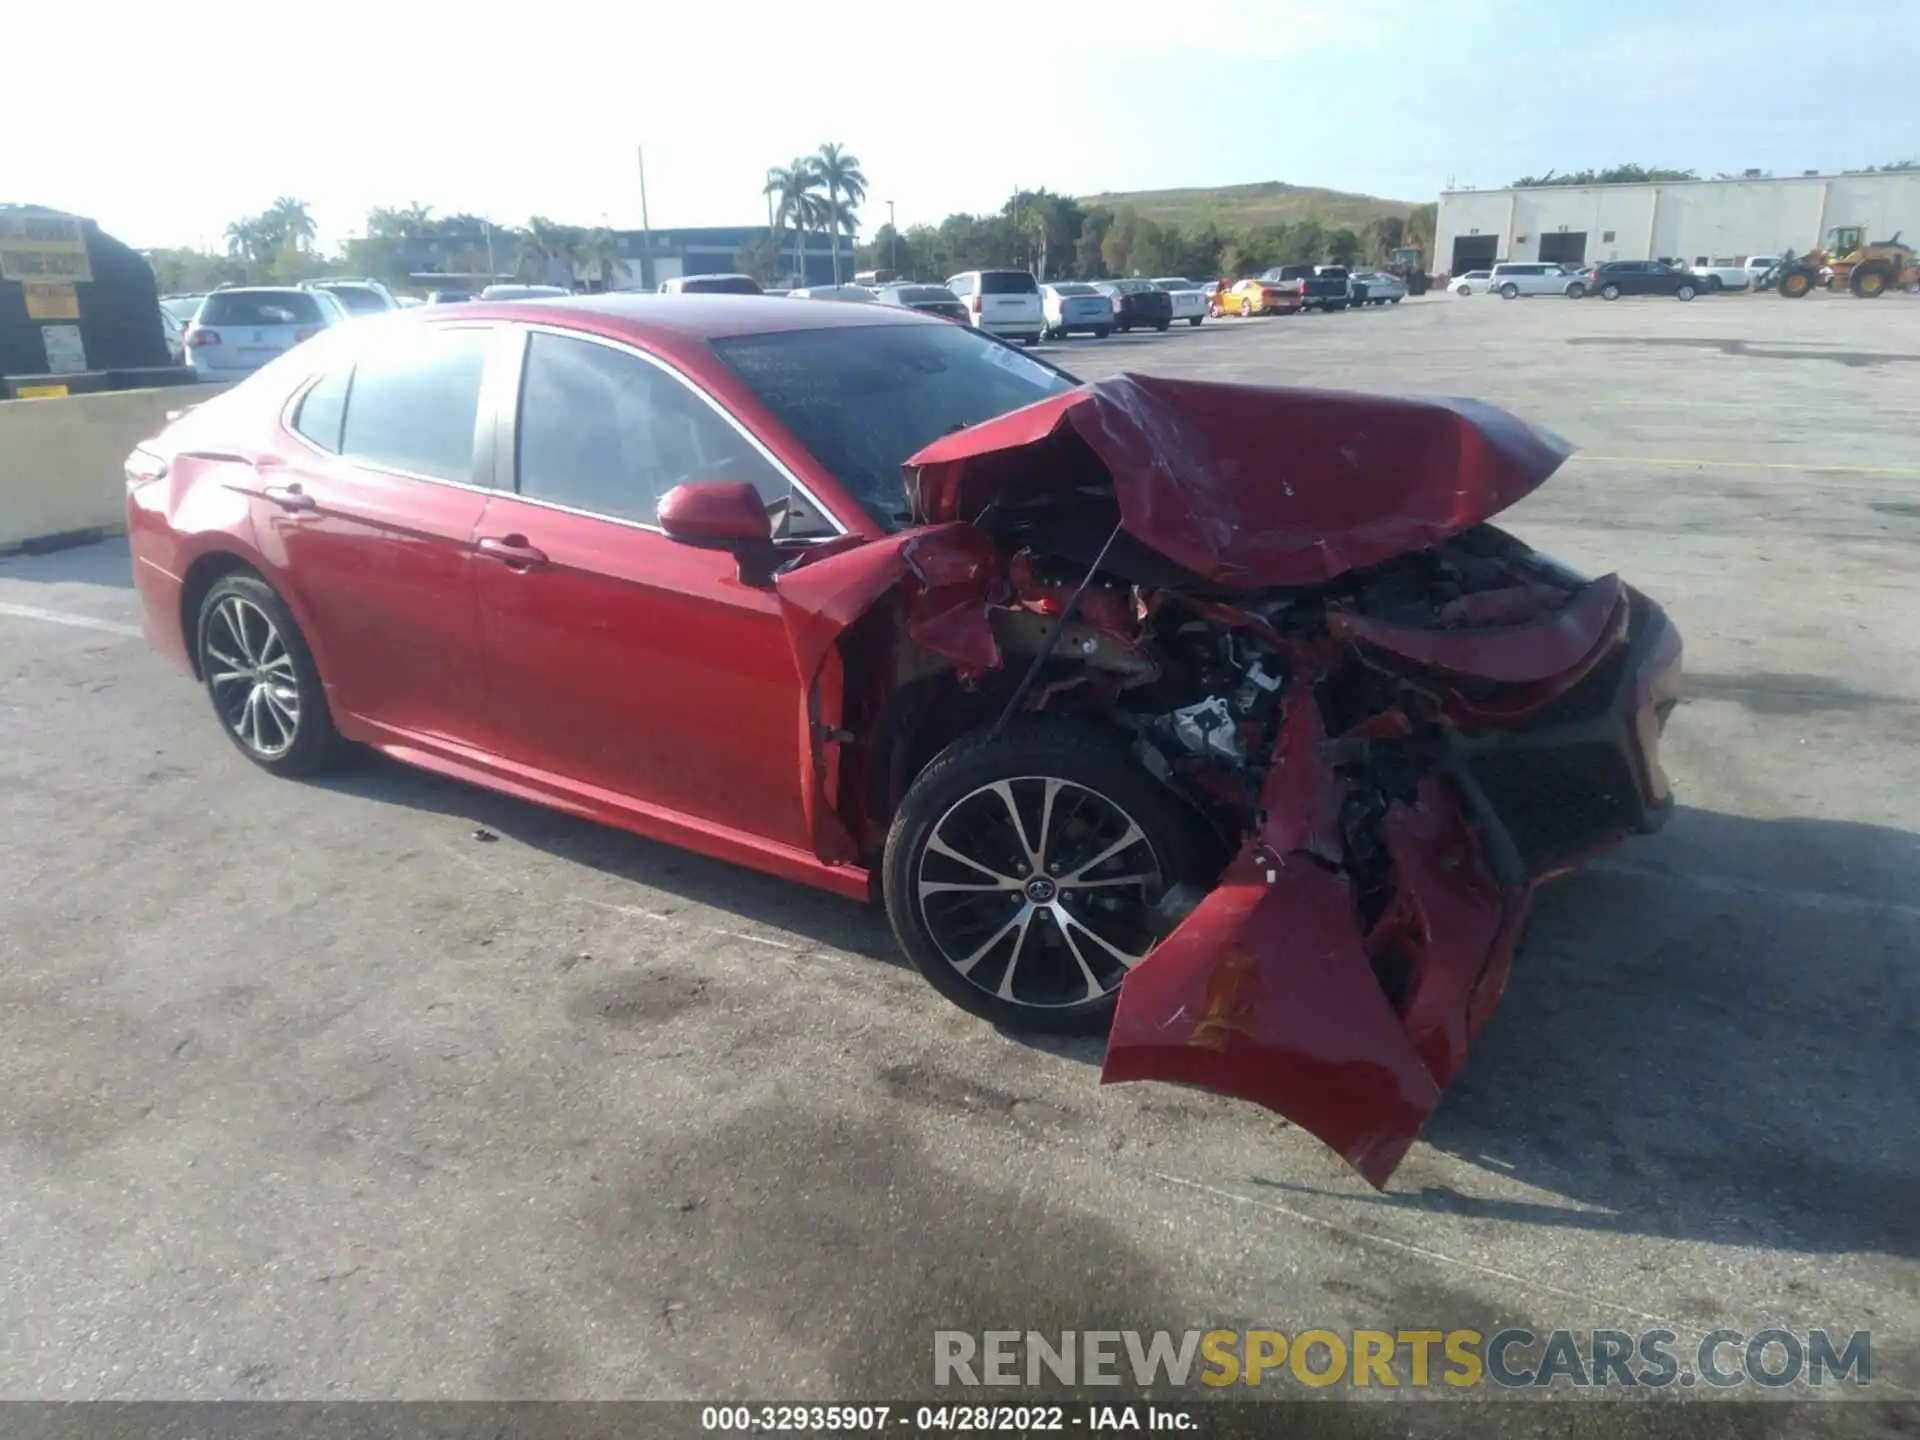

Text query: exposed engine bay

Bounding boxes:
[772,374,1683,1185]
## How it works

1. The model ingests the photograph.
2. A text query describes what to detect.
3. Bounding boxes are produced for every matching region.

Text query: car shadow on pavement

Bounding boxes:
[1254,804,1920,1261]
[0,536,136,588]
[309,749,903,967]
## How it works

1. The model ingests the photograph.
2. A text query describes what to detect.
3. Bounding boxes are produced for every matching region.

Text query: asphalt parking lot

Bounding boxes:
[2,290,1916,1415]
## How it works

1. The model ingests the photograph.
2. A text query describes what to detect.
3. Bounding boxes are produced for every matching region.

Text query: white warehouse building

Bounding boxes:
[1433,170,1920,277]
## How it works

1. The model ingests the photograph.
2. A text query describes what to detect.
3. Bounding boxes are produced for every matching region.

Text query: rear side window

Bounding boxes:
[680,275,761,295]
[200,291,323,327]
[899,285,958,303]
[294,367,351,452]
[979,271,1038,295]
[516,332,793,527]
[339,326,489,482]
[1050,283,1096,296]
[947,275,975,296]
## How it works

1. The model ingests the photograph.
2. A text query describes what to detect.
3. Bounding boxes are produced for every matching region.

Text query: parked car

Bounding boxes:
[1488,263,1587,299]
[790,284,877,303]
[1040,282,1113,339]
[301,278,399,317]
[660,274,763,296]
[1261,264,1349,311]
[160,293,207,329]
[1581,261,1701,301]
[1348,270,1406,304]
[877,283,971,324]
[1451,270,1493,295]
[945,270,1045,345]
[479,284,573,301]
[1213,277,1297,317]
[1678,261,1750,293]
[182,286,351,379]
[425,289,476,305]
[1093,278,1173,332]
[1149,278,1209,327]
[123,296,1682,1188]
[159,305,186,364]
[1744,255,1781,288]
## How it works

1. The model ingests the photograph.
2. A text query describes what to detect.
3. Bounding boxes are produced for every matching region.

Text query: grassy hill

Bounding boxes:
[1079,180,1417,231]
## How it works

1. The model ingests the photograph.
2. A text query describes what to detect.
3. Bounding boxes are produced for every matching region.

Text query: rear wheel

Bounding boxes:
[1188,315,1202,326]
[1706,274,1724,292]
[883,722,1204,1035]
[1565,282,1586,299]
[1600,283,1622,301]
[1500,283,1519,299]
[1155,320,1170,332]
[1093,326,1111,339]
[196,573,341,777]
[1850,262,1893,298]
[1676,283,1696,301]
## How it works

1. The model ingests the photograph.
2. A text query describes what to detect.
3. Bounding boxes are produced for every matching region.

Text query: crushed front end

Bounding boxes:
[774,374,1682,1187]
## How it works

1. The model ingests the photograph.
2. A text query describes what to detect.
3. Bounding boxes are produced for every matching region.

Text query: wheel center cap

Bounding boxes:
[1025,876,1058,903]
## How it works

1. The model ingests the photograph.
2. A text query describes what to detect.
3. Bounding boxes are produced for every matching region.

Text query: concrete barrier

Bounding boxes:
[0,383,231,552]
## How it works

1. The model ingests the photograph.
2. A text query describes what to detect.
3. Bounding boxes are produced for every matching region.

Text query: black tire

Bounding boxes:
[1093,326,1111,339]
[1565,282,1586,299]
[1706,274,1724,292]
[1188,315,1202,326]
[1389,296,1401,303]
[1779,269,1814,298]
[883,720,1205,1035]
[1500,283,1519,299]
[1676,283,1695,301]
[1154,320,1170,332]
[1600,283,1622,301]
[196,572,341,777]
[1850,262,1893,298]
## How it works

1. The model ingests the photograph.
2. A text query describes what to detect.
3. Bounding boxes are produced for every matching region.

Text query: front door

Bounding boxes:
[258,323,496,747]
[471,327,822,851]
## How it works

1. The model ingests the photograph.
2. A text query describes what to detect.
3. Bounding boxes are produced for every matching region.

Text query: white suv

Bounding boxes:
[1488,263,1586,299]
[945,270,1044,345]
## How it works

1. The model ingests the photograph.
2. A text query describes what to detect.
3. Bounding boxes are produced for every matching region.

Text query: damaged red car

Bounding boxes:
[126,297,1682,1186]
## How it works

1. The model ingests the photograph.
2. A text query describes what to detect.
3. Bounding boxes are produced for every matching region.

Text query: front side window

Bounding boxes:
[713,321,1078,531]
[339,325,489,482]
[516,331,808,532]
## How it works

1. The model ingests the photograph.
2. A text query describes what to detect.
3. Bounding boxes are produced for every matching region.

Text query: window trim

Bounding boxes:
[496,321,849,539]
[278,322,500,493]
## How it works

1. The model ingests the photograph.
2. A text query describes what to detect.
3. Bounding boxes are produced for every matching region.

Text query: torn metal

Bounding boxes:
[774,374,1682,1185]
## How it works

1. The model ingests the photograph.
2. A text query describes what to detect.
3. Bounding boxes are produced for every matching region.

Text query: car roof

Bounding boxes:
[415,291,937,341]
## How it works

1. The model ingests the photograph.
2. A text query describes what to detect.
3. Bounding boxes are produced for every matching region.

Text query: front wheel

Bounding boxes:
[1565,282,1586,299]
[196,573,342,776]
[1154,320,1170,332]
[1188,315,1202,327]
[1500,283,1519,299]
[1601,283,1622,301]
[884,722,1205,1034]
[1676,284,1696,301]
[1093,326,1111,339]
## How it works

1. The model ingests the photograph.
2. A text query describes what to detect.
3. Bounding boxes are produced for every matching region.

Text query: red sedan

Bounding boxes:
[127,296,1681,1185]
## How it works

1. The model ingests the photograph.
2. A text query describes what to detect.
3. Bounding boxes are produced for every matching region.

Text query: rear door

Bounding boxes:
[469,325,827,850]
[263,322,497,747]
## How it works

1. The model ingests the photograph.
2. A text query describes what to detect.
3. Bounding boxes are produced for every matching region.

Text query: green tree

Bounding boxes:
[1404,203,1437,265]
[736,236,784,286]
[265,197,317,255]
[1282,216,1325,265]
[1360,215,1405,263]
[1512,165,1697,187]
[857,223,916,279]
[1074,207,1114,278]
[1325,227,1360,266]
[764,160,828,285]
[580,228,628,291]
[813,143,867,285]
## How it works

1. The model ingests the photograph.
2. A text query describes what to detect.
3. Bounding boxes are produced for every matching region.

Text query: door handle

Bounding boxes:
[476,535,549,570]
[262,484,316,513]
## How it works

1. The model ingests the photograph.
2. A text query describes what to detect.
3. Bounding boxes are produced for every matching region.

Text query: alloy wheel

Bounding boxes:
[913,776,1163,1010]
[203,595,301,758]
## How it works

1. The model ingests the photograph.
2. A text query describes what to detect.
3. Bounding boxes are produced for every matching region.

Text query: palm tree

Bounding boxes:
[764,160,827,286]
[580,228,628,291]
[225,217,265,263]
[514,216,582,284]
[265,197,317,255]
[400,201,434,237]
[1017,189,1064,281]
[813,143,867,284]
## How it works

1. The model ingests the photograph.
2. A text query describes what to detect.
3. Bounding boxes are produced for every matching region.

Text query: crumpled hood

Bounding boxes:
[905,374,1571,589]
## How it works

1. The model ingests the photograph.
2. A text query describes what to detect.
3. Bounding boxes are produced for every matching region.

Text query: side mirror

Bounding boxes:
[657,481,778,584]
[657,481,771,548]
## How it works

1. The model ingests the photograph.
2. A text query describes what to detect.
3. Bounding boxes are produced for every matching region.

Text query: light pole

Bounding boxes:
[887,200,896,273]
[636,145,655,291]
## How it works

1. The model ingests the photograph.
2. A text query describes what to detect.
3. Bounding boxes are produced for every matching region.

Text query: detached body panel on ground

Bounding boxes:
[124,299,1680,1185]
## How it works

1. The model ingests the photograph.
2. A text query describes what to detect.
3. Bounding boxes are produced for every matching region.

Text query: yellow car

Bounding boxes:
[1212,278,1300,317]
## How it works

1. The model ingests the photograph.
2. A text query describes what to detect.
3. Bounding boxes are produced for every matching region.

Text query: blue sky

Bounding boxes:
[13,0,1915,250]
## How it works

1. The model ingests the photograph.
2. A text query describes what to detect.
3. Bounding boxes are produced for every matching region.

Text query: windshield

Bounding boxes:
[682,275,762,295]
[318,285,388,315]
[199,290,325,326]
[712,323,1078,530]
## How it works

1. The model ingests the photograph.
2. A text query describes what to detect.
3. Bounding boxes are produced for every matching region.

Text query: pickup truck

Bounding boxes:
[1260,264,1350,311]
[1681,260,1757,292]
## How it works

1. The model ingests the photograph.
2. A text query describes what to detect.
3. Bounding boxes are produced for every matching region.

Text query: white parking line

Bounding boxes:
[0,601,141,638]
